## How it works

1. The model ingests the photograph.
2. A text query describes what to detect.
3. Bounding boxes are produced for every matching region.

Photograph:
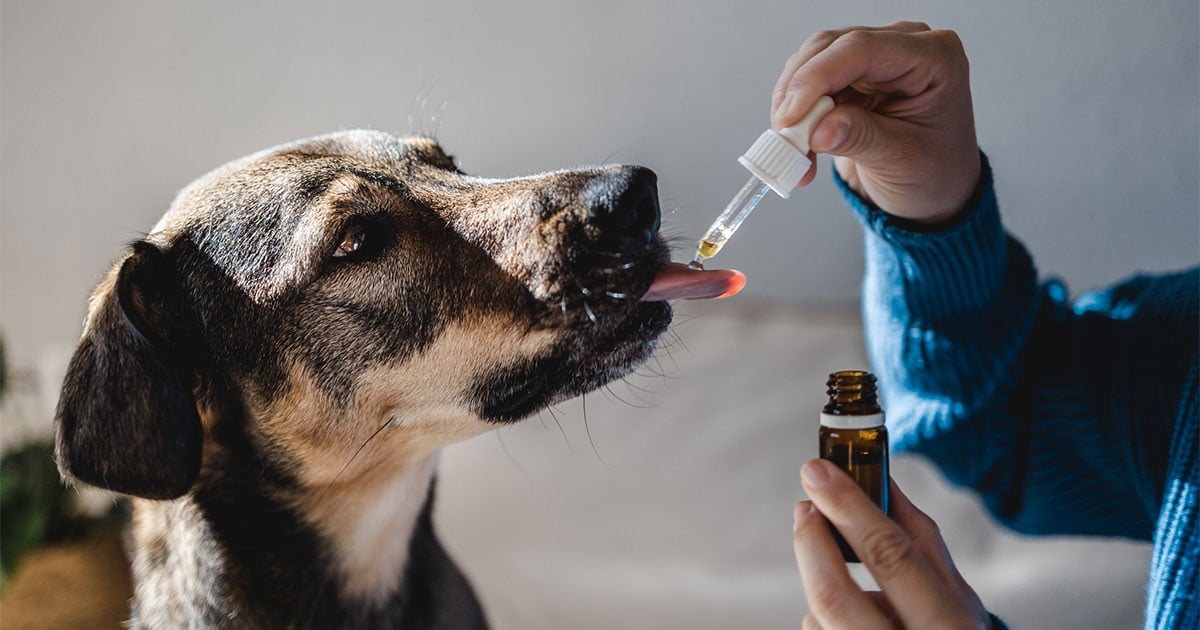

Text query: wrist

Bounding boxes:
[832,149,983,228]
[916,150,984,227]
[835,150,988,234]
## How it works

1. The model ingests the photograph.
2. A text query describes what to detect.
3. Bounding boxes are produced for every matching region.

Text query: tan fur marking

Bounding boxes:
[258,317,555,603]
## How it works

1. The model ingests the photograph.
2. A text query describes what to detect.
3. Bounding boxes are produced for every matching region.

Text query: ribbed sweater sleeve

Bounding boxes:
[836,154,1198,628]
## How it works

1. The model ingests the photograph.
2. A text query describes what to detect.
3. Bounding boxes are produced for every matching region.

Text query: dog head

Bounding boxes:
[55,130,677,499]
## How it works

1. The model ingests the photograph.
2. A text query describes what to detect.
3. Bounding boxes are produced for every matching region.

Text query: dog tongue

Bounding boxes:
[641,262,746,301]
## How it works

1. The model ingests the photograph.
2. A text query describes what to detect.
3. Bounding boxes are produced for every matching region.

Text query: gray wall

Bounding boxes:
[2,0,1197,409]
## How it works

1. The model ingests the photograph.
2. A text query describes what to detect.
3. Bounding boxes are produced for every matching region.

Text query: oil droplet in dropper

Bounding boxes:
[697,238,722,259]
[688,238,725,270]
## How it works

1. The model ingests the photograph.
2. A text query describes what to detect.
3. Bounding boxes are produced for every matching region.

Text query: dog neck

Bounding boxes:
[300,451,439,603]
[127,432,486,628]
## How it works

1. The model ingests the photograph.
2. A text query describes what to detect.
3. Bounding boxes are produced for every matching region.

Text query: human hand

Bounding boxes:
[793,458,994,629]
[772,22,980,225]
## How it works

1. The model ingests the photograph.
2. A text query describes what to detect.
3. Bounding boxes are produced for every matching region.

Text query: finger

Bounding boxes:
[878,19,934,34]
[886,480,970,589]
[800,459,956,628]
[887,480,952,565]
[771,22,932,119]
[795,150,818,188]
[863,591,900,625]
[806,100,922,164]
[793,501,892,629]
[772,28,852,114]
[801,612,823,630]
[783,96,894,162]
[773,29,953,131]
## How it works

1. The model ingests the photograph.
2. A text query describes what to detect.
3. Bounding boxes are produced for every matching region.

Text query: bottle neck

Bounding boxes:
[822,370,883,421]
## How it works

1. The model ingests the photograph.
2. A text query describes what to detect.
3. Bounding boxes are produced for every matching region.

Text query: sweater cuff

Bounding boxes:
[835,152,1007,322]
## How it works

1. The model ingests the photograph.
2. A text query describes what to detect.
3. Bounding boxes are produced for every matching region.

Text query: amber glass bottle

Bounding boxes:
[819,370,888,563]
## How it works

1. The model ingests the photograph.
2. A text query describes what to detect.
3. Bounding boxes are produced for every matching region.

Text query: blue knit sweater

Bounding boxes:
[836,155,1198,629]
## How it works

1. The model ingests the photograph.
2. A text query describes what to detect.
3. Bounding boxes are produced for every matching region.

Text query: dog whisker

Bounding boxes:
[496,430,534,491]
[648,353,684,381]
[648,354,669,381]
[580,394,611,471]
[545,405,573,453]
[604,290,628,299]
[668,313,701,327]
[633,361,664,378]
[620,383,659,409]
[598,262,637,275]
[668,329,695,359]
[313,416,394,508]
[575,280,592,297]
[658,339,681,374]
[643,370,686,381]
[619,377,659,396]
[603,384,657,410]
[431,97,451,139]
[583,301,597,324]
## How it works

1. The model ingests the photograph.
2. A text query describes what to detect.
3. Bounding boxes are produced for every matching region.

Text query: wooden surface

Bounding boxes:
[0,526,131,629]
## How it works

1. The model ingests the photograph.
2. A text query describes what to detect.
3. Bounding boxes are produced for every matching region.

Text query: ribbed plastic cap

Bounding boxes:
[737,95,835,199]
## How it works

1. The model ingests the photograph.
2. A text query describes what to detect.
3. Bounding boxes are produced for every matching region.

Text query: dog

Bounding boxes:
[53,130,739,628]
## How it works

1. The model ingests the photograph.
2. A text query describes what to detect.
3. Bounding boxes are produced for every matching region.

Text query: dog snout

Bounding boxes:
[585,166,661,245]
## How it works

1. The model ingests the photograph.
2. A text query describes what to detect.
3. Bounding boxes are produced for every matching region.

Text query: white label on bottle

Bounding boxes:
[819,412,885,430]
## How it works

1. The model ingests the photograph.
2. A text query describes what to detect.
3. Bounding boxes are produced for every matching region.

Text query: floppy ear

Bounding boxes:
[55,241,203,500]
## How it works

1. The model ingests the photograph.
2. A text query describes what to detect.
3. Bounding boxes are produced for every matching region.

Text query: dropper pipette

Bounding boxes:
[690,176,772,267]
[689,96,835,269]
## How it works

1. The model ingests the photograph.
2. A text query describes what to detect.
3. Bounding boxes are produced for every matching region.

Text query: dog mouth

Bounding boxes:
[546,248,746,326]
[479,257,745,423]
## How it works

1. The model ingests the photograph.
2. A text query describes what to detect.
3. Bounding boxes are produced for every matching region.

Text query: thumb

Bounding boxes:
[808,105,896,162]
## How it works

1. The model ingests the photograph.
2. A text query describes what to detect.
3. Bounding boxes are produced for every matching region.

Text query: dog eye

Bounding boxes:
[329,216,393,264]
[333,223,367,258]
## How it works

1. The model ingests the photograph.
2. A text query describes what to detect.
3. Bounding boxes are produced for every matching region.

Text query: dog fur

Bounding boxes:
[54,130,672,628]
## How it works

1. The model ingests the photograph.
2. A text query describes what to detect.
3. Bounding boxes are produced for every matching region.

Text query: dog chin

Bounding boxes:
[472,299,671,423]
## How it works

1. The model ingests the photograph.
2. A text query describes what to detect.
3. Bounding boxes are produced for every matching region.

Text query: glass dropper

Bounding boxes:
[689,95,835,269]
[689,176,772,268]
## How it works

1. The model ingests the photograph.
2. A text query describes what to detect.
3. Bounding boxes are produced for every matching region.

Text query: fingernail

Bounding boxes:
[810,121,847,152]
[801,459,831,489]
[794,501,813,525]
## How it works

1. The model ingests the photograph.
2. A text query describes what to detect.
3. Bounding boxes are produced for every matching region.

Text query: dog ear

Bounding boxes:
[55,240,203,500]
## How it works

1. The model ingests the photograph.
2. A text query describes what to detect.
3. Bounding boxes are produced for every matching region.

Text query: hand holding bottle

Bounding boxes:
[771,22,980,225]
[794,459,995,629]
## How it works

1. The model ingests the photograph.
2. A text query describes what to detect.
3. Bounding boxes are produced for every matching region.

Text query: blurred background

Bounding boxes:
[1,0,1195,628]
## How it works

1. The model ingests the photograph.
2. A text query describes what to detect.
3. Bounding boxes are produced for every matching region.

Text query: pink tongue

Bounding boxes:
[641,262,747,301]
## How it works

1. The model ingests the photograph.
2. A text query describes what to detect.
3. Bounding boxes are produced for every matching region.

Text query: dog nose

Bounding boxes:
[586,166,661,245]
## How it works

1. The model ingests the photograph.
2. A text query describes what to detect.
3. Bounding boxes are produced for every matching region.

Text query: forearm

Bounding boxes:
[840,153,1038,480]
[840,154,1160,537]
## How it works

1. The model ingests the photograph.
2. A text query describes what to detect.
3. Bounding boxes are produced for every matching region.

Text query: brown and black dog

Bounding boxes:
[53,130,739,628]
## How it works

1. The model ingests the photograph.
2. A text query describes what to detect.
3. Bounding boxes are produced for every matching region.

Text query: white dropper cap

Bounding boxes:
[737,95,836,198]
